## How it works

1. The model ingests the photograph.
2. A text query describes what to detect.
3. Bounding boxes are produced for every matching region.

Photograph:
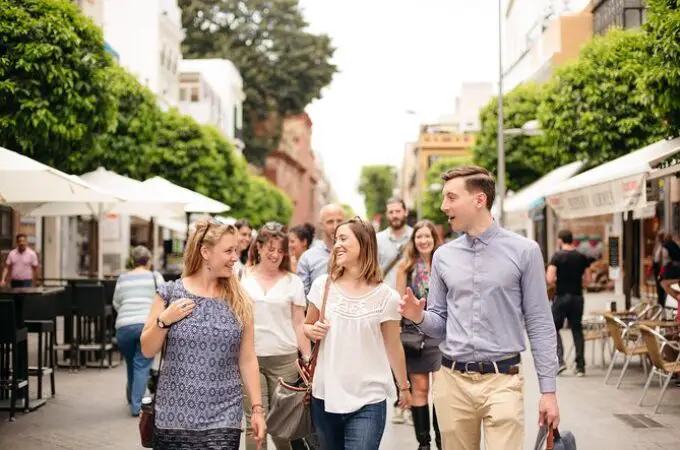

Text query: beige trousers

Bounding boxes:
[432,366,525,450]
[243,353,299,450]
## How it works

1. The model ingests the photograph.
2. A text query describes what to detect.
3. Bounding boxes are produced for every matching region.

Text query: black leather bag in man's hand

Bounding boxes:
[535,425,576,450]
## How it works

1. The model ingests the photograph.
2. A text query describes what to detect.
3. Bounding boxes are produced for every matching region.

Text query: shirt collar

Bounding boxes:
[465,220,501,246]
[388,226,412,243]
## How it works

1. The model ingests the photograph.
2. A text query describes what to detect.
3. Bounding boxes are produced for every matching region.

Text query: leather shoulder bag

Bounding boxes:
[266,278,331,441]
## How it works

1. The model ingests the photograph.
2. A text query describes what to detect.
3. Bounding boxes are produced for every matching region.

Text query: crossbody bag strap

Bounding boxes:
[306,277,331,381]
[383,244,405,277]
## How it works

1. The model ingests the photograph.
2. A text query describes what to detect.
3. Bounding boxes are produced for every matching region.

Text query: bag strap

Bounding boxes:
[383,244,406,277]
[306,277,331,382]
[546,427,559,450]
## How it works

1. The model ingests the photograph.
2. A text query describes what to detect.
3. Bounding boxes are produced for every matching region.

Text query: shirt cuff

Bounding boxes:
[538,377,556,394]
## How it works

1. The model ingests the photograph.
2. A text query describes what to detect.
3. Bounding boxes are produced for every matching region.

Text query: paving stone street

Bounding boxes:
[1,293,679,449]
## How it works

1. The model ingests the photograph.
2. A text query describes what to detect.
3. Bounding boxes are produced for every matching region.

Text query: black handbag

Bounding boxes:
[401,326,426,356]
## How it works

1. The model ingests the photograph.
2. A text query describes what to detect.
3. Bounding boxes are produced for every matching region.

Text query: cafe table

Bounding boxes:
[0,286,64,412]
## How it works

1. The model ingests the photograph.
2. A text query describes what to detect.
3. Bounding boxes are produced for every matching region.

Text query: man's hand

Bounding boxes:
[538,393,560,429]
[399,287,426,323]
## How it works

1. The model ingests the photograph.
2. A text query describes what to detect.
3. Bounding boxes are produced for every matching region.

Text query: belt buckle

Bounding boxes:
[464,362,481,373]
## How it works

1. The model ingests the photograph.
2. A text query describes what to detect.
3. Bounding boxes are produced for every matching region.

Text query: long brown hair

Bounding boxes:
[183,218,252,326]
[402,220,441,274]
[247,221,291,272]
[328,217,382,284]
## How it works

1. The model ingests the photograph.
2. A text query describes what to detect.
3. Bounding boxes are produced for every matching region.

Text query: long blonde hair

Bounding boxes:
[402,220,441,274]
[182,218,253,326]
[328,217,383,284]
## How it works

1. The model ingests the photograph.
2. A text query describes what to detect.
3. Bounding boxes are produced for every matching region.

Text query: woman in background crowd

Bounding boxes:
[140,219,265,449]
[241,222,312,450]
[395,220,442,450]
[234,219,253,278]
[113,245,165,417]
[289,223,315,273]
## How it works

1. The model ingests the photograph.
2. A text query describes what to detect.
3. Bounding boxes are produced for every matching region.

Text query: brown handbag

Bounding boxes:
[265,278,330,440]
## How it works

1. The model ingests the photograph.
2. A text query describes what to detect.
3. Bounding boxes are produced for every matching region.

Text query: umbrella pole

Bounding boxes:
[97,206,104,280]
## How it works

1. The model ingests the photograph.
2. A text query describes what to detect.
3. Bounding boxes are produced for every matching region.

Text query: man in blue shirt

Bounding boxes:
[400,166,560,450]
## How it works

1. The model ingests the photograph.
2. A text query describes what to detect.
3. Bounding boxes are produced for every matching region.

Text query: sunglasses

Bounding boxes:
[198,219,231,244]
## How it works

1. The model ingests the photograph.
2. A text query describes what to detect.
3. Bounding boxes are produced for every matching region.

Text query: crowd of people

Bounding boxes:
[87,165,565,449]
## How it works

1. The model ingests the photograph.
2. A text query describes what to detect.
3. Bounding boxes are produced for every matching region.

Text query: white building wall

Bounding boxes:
[77,0,105,28]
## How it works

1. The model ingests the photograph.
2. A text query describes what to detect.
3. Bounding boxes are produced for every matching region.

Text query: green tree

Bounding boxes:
[179,0,337,165]
[69,65,162,176]
[422,156,473,226]
[538,29,666,168]
[146,109,230,199]
[642,0,680,136]
[472,82,549,192]
[341,203,357,220]
[357,165,397,227]
[0,0,117,170]
[243,176,293,227]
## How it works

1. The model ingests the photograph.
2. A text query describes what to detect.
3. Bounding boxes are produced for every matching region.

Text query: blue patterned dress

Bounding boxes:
[154,279,243,449]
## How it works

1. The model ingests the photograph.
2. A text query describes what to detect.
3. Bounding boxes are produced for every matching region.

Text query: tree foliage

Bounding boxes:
[179,0,337,165]
[0,0,117,170]
[472,83,549,192]
[341,203,357,220]
[642,0,680,136]
[538,29,666,168]
[242,176,293,228]
[70,65,162,176]
[357,165,397,227]
[422,156,473,226]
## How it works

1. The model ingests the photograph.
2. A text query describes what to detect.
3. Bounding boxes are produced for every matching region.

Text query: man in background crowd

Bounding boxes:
[1,233,40,288]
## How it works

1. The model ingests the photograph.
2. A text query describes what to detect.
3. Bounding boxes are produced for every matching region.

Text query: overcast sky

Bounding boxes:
[298,0,500,216]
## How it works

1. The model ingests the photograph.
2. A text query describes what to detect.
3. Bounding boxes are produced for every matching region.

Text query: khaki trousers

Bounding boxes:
[432,366,525,450]
[243,353,299,450]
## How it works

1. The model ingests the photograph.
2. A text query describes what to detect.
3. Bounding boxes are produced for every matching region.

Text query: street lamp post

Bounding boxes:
[497,0,506,227]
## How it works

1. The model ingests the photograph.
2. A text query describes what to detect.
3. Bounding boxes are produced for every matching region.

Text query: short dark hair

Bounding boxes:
[440,166,496,210]
[558,229,573,244]
[16,233,27,242]
[234,219,252,231]
[290,222,316,246]
[385,197,406,210]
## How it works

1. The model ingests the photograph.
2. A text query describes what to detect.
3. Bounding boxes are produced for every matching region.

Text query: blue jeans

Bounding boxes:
[311,397,386,450]
[11,279,33,288]
[116,324,153,416]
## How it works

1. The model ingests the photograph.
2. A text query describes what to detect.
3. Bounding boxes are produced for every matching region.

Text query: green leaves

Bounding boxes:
[473,83,549,192]
[357,165,397,227]
[539,29,666,169]
[179,0,337,165]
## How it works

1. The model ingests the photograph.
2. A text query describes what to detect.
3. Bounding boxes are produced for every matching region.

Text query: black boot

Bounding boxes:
[432,405,442,450]
[411,405,431,449]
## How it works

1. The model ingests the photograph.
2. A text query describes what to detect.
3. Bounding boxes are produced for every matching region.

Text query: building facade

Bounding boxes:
[264,113,320,225]
[503,0,592,91]
[178,59,246,152]
[313,152,337,216]
[591,0,647,35]
[453,82,494,133]
[103,0,183,108]
[400,142,419,212]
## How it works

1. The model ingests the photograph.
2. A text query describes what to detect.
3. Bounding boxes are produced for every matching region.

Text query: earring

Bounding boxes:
[206,262,212,272]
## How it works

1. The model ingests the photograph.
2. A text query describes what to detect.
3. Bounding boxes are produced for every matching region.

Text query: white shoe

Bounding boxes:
[404,408,413,426]
[391,406,405,424]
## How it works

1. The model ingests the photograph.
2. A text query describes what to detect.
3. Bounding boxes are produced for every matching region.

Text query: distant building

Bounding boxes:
[591,0,647,36]
[72,0,119,61]
[103,0,184,109]
[178,59,246,152]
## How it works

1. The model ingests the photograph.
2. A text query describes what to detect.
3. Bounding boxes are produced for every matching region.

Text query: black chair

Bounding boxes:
[0,299,29,421]
[52,285,77,371]
[23,292,58,399]
[73,285,116,369]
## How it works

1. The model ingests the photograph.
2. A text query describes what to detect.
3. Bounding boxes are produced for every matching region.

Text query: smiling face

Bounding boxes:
[288,232,305,259]
[333,224,361,268]
[414,225,435,256]
[258,237,286,271]
[237,226,253,252]
[201,232,240,278]
[440,177,486,234]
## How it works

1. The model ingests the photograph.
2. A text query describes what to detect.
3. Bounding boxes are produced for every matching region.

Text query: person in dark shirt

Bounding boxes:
[546,230,591,377]
[660,234,680,308]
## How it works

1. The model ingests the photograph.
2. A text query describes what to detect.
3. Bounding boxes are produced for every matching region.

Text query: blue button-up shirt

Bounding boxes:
[420,221,558,393]
[296,239,331,296]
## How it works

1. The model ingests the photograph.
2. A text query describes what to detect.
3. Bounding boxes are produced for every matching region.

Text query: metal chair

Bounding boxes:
[637,324,680,414]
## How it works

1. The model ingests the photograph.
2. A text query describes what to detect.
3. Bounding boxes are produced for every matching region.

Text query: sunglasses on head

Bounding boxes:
[198,218,228,244]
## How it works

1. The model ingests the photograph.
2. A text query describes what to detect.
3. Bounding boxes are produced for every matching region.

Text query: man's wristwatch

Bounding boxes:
[156,317,170,329]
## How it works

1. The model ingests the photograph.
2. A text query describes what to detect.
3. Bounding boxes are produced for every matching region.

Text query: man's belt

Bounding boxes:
[442,354,521,375]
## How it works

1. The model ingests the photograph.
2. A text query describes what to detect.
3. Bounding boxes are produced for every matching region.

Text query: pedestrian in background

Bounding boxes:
[112,245,165,417]
[289,222,315,274]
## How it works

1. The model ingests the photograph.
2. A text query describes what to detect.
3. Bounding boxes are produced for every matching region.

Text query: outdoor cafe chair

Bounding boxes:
[637,324,680,414]
[603,314,648,388]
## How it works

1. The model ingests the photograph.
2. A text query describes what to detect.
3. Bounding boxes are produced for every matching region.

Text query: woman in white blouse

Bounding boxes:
[240,221,312,450]
[304,217,411,450]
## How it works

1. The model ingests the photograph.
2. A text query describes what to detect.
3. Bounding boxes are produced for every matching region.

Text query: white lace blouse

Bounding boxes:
[308,274,401,413]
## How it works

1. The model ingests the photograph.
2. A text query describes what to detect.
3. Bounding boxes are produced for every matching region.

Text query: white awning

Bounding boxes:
[141,176,230,214]
[545,137,680,219]
[504,161,584,230]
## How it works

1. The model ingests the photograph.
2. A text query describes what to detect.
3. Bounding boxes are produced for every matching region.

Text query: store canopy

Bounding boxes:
[141,176,230,214]
[545,137,680,219]
[504,161,584,230]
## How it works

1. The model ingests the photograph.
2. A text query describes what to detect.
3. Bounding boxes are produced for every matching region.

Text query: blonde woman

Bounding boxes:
[140,218,265,449]
[304,217,411,450]
[240,221,312,450]
[395,220,443,450]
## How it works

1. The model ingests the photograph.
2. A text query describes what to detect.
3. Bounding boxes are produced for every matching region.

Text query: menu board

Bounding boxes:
[608,236,620,267]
